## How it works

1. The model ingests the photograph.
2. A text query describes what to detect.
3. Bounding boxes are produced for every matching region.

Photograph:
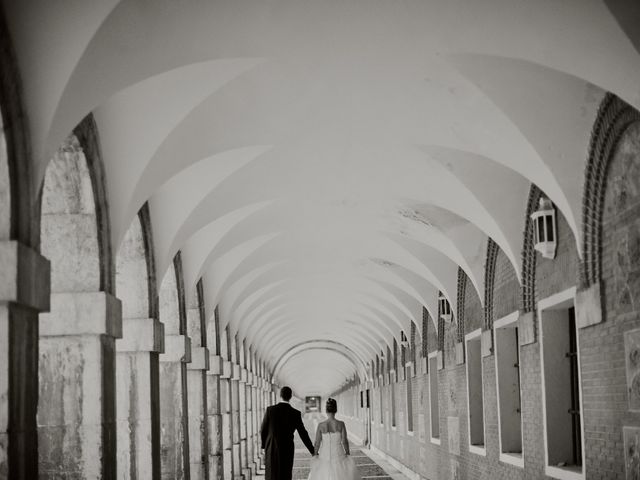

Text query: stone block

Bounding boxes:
[116,317,164,352]
[40,291,122,337]
[437,351,444,370]
[518,311,536,345]
[240,368,248,383]
[222,360,232,379]
[576,281,603,329]
[232,363,241,380]
[160,334,191,363]
[209,355,224,375]
[390,369,397,383]
[481,330,493,357]
[0,240,50,311]
[455,342,465,365]
[188,346,210,370]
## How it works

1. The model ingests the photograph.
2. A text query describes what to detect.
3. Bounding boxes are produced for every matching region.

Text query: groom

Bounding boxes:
[260,386,315,480]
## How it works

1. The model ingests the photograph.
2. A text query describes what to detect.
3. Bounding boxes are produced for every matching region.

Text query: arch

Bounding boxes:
[271,340,369,384]
[581,93,640,288]
[484,238,500,330]
[456,267,467,343]
[40,133,101,293]
[0,5,35,246]
[72,114,114,294]
[521,185,544,315]
[116,209,151,318]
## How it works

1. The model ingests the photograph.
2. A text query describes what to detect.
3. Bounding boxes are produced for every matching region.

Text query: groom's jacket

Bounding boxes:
[260,402,314,480]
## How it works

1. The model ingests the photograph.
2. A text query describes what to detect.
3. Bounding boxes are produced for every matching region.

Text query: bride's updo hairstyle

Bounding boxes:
[326,398,337,414]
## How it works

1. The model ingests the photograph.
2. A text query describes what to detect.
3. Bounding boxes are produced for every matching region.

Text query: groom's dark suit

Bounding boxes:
[260,402,314,480]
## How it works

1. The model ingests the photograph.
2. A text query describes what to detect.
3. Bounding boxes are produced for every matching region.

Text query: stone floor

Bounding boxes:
[255,417,408,480]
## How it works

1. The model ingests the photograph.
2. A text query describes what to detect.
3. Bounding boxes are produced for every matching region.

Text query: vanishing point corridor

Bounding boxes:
[1,2,640,480]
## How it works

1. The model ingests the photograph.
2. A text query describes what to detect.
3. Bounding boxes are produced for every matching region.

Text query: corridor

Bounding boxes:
[1,1,640,480]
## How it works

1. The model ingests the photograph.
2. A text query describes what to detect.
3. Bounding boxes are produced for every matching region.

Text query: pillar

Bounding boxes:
[116,317,164,479]
[220,360,234,480]
[187,344,210,479]
[208,356,224,480]
[0,240,49,479]
[239,368,251,480]
[38,291,121,479]
[231,364,243,480]
[159,333,191,479]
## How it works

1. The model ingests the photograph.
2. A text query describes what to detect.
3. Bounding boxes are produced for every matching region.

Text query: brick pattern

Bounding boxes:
[457,267,467,342]
[492,249,520,322]
[521,185,543,316]
[484,239,499,330]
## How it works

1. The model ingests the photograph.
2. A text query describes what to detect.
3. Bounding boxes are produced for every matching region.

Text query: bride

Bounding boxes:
[308,398,361,480]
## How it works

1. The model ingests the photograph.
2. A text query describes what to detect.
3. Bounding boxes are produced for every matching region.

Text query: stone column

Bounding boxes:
[239,368,251,480]
[159,334,192,480]
[38,291,122,480]
[245,373,257,476]
[207,356,224,480]
[220,360,234,480]
[231,364,243,480]
[252,377,262,472]
[187,345,210,480]
[0,240,50,479]
[116,317,164,480]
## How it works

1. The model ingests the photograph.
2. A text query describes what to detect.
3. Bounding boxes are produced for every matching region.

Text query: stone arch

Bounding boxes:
[38,123,118,478]
[0,112,10,240]
[0,5,35,246]
[40,133,100,292]
[72,114,114,294]
[581,93,640,289]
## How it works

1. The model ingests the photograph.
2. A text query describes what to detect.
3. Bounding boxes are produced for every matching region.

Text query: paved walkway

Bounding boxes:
[255,416,410,480]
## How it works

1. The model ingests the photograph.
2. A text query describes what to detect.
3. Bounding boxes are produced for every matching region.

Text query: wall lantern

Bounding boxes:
[531,196,557,259]
[438,292,452,322]
[400,331,409,348]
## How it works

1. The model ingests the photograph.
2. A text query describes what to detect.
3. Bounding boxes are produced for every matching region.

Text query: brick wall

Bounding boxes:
[579,121,640,479]
[333,114,640,480]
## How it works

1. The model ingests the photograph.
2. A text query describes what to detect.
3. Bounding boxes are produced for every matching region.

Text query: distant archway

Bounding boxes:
[271,340,370,385]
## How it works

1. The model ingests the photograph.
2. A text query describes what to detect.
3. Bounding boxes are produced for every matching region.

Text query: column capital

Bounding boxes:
[40,291,122,337]
[188,346,210,370]
[160,334,192,363]
[208,354,224,375]
[239,367,248,383]
[0,240,50,311]
[221,359,233,379]
[116,317,164,353]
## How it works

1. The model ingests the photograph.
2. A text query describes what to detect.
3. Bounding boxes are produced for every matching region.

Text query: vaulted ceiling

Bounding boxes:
[6,0,640,396]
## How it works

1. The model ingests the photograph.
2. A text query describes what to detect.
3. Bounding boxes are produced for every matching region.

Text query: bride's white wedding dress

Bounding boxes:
[307,432,360,480]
